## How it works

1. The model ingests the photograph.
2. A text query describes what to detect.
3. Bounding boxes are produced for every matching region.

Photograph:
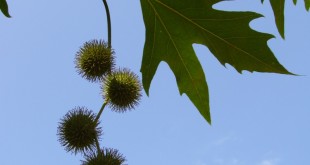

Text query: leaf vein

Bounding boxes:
[156,0,278,72]
[148,0,203,101]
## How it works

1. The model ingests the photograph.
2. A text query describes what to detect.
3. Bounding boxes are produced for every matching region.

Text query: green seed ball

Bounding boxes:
[102,68,142,112]
[82,148,126,165]
[75,39,114,82]
[57,107,102,154]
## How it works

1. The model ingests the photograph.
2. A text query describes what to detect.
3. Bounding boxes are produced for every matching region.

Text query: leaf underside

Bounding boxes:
[0,0,11,18]
[140,0,291,124]
[263,0,309,39]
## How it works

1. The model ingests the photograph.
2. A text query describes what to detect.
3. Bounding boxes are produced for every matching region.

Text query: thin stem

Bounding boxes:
[95,101,108,123]
[95,137,102,155]
[94,101,108,155]
[102,0,112,48]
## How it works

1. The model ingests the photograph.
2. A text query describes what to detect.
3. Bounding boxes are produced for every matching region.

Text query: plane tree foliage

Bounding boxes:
[2,0,307,124]
[1,1,309,163]
[1,0,308,123]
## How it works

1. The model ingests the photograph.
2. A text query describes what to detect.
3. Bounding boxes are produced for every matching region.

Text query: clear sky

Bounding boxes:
[0,0,309,165]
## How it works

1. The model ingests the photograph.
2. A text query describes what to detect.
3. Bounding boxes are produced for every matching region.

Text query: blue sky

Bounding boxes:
[0,0,309,165]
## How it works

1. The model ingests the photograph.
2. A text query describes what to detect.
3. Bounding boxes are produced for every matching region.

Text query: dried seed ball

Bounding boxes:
[57,107,102,154]
[102,68,142,112]
[82,148,126,165]
[75,39,114,82]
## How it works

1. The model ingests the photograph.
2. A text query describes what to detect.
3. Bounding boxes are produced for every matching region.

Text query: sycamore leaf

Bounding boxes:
[0,0,11,18]
[262,0,309,39]
[304,0,310,10]
[140,0,291,124]
[270,0,285,38]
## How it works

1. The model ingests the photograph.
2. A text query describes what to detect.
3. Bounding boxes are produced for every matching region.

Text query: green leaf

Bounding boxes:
[262,0,310,38]
[270,0,286,39]
[0,0,11,18]
[262,0,285,38]
[305,0,310,11]
[140,0,291,124]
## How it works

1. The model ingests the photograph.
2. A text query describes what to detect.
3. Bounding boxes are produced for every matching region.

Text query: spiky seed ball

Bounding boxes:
[57,107,102,154]
[82,148,126,165]
[75,39,114,82]
[102,68,142,112]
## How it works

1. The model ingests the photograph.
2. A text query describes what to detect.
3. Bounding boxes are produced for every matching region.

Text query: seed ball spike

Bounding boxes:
[57,107,102,154]
[102,68,142,112]
[82,148,126,165]
[75,39,114,82]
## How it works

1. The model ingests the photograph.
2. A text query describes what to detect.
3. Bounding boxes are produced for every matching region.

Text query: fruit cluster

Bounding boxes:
[57,39,142,164]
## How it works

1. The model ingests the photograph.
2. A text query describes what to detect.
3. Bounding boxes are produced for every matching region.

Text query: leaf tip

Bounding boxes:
[287,72,299,76]
[142,82,150,97]
[140,73,150,97]
[1,11,11,18]
[0,0,11,18]
[207,118,212,125]
[201,108,212,125]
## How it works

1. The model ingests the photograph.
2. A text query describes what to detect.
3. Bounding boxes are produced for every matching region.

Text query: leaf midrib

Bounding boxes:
[155,0,280,72]
[147,0,204,102]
